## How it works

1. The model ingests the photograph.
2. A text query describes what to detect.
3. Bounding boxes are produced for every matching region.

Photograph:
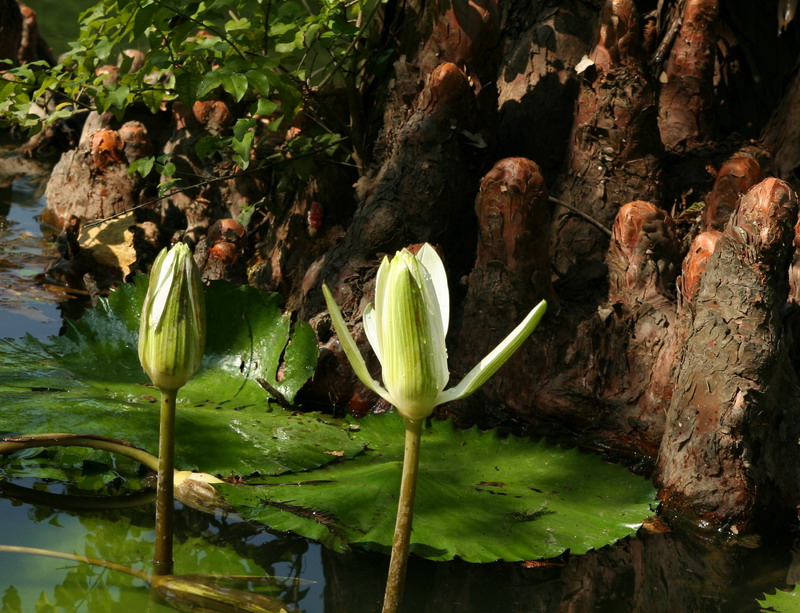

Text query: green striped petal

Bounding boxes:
[438,300,547,404]
[322,284,392,404]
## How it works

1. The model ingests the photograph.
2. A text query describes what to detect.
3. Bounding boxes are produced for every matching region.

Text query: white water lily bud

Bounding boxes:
[379,249,447,421]
[138,242,206,392]
[323,243,547,422]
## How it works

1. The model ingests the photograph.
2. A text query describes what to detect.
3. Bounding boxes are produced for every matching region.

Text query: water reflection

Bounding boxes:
[0,165,63,339]
[322,524,792,613]
[0,480,325,612]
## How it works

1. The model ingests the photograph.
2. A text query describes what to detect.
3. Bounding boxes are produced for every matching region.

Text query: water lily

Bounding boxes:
[137,241,206,575]
[138,242,206,393]
[322,243,546,613]
[322,243,547,421]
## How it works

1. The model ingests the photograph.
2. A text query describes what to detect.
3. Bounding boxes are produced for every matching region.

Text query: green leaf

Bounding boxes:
[0,278,355,477]
[231,117,256,169]
[253,98,278,116]
[174,71,202,106]
[217,414,657,562]
[106,85,130,110]
[129,156,155,178]
[195,135,223,161]
[222,73,249,103]
[197,72,223,98]
[132,2,159,38]
[246,70,272,99]
[758,587,800,612]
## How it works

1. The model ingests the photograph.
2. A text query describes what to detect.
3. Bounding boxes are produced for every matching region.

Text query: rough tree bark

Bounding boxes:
[29,0,800,532]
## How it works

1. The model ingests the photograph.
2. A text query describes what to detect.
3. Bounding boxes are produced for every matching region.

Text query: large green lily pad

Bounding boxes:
[0,277,362,476]
[217,413,657,563]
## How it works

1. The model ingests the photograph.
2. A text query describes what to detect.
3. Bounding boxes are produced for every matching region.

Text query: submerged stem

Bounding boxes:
[0,545,150,581]
[382,418,423,613]
[154,388,178,575]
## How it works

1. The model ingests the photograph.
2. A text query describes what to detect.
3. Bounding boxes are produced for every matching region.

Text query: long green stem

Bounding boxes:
[154,388,178,576]
[382,418,423,613]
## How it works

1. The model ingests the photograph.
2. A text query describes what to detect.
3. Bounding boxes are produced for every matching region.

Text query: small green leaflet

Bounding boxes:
[759,587,800,612]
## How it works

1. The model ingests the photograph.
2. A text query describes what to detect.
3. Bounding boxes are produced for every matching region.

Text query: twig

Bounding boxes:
[83,136,349,228]
[651,12,682,67]
[548,196,612,237]
[256,377,293,410]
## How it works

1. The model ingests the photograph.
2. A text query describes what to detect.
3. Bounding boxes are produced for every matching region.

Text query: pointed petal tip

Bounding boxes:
[437,298,548,405]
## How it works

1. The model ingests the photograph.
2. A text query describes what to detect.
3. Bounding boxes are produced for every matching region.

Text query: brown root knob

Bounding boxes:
[679,230,722,302]
[731,177,797,256]
[88,129,125,169]
[474,157,554,304]
[118,121,153,164]
[421,62,472,115]
[207,218,246,248]
[608,201,678,303]
[658,0,720,152]
[590,0,642,73]
[704,156,762,231]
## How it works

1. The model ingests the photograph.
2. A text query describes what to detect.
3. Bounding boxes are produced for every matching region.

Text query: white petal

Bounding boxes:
[437,300,547,404]
[362,303,382,366]
[414,255,450,392]
[323,284,393,405]
[374,255,390,353]
[150,247,177,326]
[416,243,449,335]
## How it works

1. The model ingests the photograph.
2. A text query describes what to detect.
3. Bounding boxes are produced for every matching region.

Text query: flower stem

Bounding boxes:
[154,388,177,576]
[382,418,423,613]
[0,433,159,472]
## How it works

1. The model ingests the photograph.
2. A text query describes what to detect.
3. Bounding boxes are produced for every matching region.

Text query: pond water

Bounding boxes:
[0,171,62,340]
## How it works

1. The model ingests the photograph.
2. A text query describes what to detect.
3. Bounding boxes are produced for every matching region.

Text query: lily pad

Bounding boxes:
[0,277,362,476]
[217,413,657,563]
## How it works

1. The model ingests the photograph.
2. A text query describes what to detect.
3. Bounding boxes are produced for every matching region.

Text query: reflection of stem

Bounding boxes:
[0,544,150,581]
[0,480,155,511]
[382,418,423,613]
[0,433,159,472]
[154,388,178,576]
